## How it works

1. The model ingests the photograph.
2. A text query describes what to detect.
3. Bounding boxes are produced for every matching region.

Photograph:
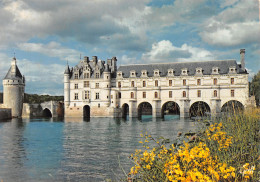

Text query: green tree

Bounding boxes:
[250,71,260,106]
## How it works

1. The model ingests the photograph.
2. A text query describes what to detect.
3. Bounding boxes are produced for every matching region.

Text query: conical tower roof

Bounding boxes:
[4,57,23,80]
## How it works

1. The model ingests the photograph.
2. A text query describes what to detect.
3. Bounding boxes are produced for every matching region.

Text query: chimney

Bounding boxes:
[84,56,89,63]
[240,49,245,71]
[92,56,97,66]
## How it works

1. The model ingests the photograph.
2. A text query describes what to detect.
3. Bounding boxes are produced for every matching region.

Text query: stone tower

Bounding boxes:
[3,57,25,117]
[64,64,70,108]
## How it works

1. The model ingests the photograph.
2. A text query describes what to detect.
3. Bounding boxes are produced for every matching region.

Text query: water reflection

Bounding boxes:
[0,116,196,181]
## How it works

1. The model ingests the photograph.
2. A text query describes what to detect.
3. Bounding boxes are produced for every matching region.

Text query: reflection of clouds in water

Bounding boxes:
[0,117,196,181]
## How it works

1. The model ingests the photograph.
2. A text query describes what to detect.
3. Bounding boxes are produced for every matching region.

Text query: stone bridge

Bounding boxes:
[22,101,64,118]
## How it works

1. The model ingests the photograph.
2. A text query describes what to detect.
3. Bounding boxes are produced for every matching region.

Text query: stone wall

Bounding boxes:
[0,108,12,120]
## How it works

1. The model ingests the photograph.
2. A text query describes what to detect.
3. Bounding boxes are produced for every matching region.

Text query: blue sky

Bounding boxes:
[0,0,259,95]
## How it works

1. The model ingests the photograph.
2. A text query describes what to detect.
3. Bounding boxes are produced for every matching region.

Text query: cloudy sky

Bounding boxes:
[0,0,259,95]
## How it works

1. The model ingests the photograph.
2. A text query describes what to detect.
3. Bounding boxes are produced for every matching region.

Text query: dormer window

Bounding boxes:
[181,68,188,76]
[229,66,236,74]
[168,69,174,76]
[195,68,203,75]
[117,71,123,78]
[154,69,160,77]
[130,70,136,77]
[74,73,79,79]
[212,67,219,74]
[96,73,100,78]
[141,70,147,77]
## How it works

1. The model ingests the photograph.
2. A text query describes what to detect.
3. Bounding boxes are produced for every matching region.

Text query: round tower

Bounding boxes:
[3,57,25,118]
[64,64,70,108]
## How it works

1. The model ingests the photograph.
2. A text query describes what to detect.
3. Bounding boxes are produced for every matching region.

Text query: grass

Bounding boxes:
[127,108,260,182]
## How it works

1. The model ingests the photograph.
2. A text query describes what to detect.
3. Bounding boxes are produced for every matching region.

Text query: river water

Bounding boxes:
[0,116,196,182]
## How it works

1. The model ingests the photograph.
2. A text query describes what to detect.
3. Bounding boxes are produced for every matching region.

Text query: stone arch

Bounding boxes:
[161,101,180,118]
[137,102,152,119]
[122,103,129,119]
[83,105,90,118]
[221,100,244,114]
[189,101,211,117]
[42,108,52,117]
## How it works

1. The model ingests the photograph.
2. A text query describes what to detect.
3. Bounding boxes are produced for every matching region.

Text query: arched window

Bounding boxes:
[214,90,217,97]
[231,78,234,85]
[118,82,121,88]
[154,92,158,98]
[183,91,186,97]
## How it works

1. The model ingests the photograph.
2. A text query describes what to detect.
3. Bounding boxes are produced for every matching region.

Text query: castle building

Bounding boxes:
[64,49,249,118]
[2,57,25,118]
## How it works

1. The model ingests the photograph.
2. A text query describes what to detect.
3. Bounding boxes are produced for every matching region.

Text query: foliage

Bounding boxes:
[250,71,260,106]
[0,92,63,104]
[129,109,260,182]
[24,93,63,104]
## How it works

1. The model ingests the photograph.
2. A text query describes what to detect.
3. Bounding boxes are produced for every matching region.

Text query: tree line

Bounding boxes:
[0,93,63,104]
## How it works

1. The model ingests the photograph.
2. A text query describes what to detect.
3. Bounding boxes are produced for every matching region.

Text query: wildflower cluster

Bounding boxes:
[205,123,233,151]
[128,109,260,181]
[240,163,256,180]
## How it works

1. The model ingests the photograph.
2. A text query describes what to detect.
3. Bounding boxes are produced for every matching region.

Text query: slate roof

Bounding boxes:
[4,66,23,80]
[117,60,246,78]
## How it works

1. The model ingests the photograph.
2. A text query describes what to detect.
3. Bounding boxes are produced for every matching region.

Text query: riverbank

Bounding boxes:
[129,108,260,181]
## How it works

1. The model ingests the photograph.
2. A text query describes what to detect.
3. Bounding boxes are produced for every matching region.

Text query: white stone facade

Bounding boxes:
[64,50,249,118]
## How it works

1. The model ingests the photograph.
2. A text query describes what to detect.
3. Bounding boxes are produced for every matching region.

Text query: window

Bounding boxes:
[169,80,172,86]
[231,90,235,97]
[95,83,99,88]
[84,81,89,87]
[169,91,172,98]
[85,91,90,99]
[214,90,217,97]
[213,78,217,85]
[118,92,121,99]
[118,82,121,88]
[143,81,146,87]
[75,73,79,79]
[197,79,201,85]
[197,90,201,97]
[96,73,100,78]
[84,73,87,78]
[183,91,186,97]
[155,80,158,87]
[143,92,146,98]
[74,93,78,100]
[87,73,90,78]
[131,92,134,99]
[96,93,100,99]
[154,92,158,98]
[183,79,186,86]
[231,78,234,85]
[111,95,113,99]
[74,84,78,89]
[98,103,100,108]
[131,81,135,87]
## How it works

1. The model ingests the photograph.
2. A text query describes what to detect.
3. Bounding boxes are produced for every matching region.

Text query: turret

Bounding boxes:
[64,64,70,107]
[240,49,245,71]
[3,57,25,117]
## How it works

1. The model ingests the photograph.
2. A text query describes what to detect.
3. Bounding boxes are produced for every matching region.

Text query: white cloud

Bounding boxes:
[141,40,214,63]
[200,0,260,46]
[17,42,81,62]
